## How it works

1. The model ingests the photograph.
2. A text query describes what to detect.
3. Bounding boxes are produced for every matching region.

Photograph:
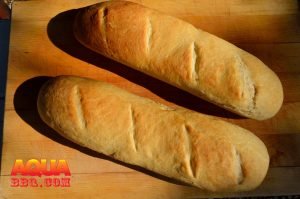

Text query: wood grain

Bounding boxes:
[1,0,300,198]
[1,168,300,198]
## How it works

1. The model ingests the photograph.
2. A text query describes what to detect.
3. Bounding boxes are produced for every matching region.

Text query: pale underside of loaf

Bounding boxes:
[37,76,269,192]
[73,1,283,120]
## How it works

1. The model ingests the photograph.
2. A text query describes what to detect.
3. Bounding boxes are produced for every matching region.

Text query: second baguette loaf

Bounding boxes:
[37,76,269,192]
[73,1,283,120]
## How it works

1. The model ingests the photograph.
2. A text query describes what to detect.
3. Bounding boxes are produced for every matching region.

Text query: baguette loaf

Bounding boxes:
[73,1,283,120]
[37,76,269,192]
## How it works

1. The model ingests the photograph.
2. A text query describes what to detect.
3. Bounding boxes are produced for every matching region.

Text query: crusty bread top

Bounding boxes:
[73,1,283,120]
[38,76,269,192]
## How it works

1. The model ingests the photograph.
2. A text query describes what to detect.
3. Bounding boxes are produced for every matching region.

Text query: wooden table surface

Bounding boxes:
[1,0,300,198]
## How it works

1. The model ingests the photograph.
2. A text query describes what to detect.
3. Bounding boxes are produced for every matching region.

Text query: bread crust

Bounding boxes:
[73,1,283,120]
[38,76,269,192]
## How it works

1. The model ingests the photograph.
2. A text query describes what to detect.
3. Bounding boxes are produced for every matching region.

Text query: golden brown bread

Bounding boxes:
[73,1,283,120]
[37,76,269,192]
